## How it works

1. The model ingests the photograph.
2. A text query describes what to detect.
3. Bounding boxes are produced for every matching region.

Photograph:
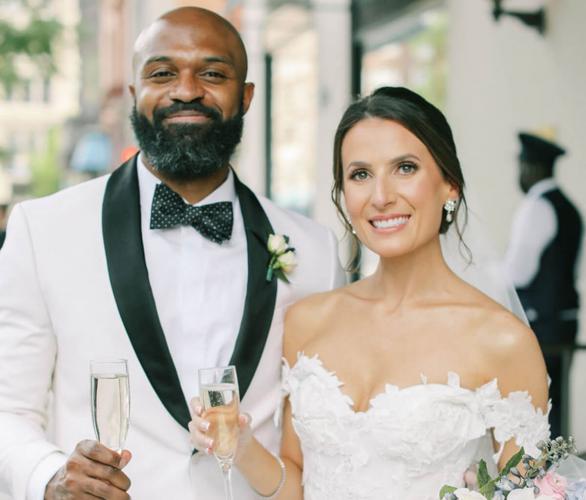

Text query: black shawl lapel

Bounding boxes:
[102,159,277,430]
[230,172,278,401]
[102,156,191,429]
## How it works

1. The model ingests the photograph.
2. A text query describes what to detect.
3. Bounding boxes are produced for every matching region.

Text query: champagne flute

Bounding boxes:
[90,359,130,453]
[198,365,240,500]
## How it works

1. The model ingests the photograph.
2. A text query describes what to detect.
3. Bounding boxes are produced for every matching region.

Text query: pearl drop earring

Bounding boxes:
[444,199,458,223]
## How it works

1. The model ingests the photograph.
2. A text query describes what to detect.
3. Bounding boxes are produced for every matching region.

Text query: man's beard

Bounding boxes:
[130,101,244,181]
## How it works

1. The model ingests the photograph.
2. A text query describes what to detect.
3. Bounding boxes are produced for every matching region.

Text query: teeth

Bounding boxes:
[372,217,409,229]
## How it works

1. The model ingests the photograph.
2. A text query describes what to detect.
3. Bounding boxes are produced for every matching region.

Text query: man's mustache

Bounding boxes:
[153,102,222,124]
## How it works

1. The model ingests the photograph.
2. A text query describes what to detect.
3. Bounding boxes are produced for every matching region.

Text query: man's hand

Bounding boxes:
[44,440,132,499]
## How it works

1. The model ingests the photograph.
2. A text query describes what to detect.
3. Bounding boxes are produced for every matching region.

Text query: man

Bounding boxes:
[505,131,583,439]
[0,7,345,500]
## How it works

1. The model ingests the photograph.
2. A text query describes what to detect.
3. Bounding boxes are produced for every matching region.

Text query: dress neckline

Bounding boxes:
[290,352,500,415]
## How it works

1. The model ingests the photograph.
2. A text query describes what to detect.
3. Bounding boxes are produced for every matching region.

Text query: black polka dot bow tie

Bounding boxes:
[150,183,233,244]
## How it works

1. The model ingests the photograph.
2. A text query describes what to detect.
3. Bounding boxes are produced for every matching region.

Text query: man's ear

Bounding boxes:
[128,84,136,100]
[241,82,255,114]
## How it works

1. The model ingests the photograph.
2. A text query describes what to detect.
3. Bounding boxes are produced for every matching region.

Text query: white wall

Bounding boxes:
[446,0,586,447]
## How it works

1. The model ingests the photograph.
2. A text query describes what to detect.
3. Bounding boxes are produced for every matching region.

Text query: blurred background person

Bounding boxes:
[0,205,8,250]
[505,131,583,439]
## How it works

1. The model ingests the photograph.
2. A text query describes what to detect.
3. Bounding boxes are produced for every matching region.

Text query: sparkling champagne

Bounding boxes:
[201,382,239,460]
[91,373,130,452]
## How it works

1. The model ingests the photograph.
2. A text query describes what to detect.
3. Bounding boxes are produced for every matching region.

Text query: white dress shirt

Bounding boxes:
[505,178,558,288]
[27,158,248,499]
[138,158,247,400]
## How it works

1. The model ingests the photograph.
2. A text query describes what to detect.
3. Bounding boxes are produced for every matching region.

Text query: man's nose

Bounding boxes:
[169,73,204,102]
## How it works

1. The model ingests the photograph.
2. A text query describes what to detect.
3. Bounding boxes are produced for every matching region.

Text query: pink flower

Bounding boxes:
[534,472,567,499]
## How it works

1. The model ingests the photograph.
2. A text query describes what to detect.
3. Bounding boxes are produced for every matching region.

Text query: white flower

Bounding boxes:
[266,234,296,283]
[507,489,535,500]
[454,488,486,500]
[277,250,297,274]
[267,234,288,255]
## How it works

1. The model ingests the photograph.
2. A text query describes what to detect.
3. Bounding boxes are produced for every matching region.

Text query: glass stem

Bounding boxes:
[221,464,234,500]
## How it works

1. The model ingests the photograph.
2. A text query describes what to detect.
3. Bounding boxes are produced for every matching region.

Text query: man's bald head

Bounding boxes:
[132,7,248,82]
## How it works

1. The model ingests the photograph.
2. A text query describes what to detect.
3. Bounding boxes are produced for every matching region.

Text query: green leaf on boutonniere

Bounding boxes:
[274,269,290,284]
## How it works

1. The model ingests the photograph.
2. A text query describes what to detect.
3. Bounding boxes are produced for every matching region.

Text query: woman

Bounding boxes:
[190,87,550,499]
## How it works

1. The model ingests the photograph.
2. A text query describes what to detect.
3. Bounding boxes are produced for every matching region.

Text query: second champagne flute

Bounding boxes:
[198,365,240,500]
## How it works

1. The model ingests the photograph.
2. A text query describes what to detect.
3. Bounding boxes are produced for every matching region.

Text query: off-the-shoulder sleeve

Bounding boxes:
[480,387,551,461]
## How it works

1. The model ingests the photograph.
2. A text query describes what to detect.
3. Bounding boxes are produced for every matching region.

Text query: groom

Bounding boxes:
[0,7,345,500]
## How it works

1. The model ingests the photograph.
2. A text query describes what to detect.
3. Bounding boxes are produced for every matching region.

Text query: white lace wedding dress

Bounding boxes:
[281,353,550,500]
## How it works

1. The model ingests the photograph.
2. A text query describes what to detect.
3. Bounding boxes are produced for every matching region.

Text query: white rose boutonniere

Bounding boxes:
[266,234,296,283]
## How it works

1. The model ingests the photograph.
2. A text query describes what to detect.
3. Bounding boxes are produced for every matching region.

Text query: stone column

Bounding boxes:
[311,0,352,252]
[238,0,268,195]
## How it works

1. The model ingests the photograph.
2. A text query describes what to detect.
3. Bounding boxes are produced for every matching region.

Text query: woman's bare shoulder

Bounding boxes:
[286,280,365,320]
[447,280,532,350]
[448,286,547,404]
[456,283,537,356]
[461,292,547,390]
[283,283,362,360]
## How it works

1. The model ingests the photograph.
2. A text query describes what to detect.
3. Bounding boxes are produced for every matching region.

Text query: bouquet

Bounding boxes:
[440,437,586,499]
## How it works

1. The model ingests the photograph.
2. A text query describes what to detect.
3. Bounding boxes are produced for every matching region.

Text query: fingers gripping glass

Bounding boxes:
[198,365,240,500]
[90,359,130,453]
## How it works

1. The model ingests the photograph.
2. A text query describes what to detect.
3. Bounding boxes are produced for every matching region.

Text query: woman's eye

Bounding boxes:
[397,162,417,175]
[350,170,369,181]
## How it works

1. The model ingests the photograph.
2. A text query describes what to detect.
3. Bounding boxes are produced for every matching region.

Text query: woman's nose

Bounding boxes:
[371,177,397,209]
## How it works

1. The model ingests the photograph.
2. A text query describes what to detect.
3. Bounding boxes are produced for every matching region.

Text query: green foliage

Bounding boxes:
[0,3,62,89]
[407,11,447,110]
[477,460,491,488]
[439,437,578,499]
[30,127,61,197]
[502,448,525,476]
[478,476,496,500]
[439,485,457,498]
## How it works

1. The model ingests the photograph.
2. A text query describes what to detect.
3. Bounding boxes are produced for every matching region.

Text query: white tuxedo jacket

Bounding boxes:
[0,157,345,499]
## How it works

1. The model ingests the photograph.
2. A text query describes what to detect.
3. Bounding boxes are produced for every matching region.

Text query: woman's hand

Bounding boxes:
[188,396,253,463]
[188,397,214,454]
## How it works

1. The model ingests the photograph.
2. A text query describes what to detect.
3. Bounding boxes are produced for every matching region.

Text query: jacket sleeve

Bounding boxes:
[0,203,63,500]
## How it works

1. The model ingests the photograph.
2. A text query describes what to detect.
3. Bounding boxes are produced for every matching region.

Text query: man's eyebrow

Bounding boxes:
[203,55,235,67]
[142,55,173,67]
[141,55,236,68]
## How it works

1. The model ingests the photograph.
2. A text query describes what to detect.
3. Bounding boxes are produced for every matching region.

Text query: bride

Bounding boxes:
[190,86,550,499]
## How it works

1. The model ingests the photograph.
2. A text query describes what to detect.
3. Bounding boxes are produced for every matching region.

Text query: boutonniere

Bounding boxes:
[266,234,297,283]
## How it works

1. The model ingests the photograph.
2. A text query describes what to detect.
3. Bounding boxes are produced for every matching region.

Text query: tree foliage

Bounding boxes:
[0,2,62,89]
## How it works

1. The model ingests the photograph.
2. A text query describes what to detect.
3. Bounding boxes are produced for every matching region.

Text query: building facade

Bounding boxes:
[0,0,81,200]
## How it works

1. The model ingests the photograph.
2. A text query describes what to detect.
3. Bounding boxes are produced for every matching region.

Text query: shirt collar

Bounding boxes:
[137,153,237,221]
[526,178,557,199]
